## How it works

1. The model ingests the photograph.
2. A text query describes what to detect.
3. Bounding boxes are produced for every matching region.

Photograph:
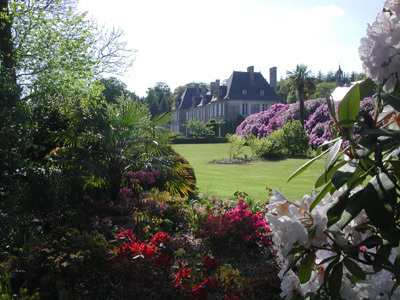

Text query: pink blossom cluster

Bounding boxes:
[201,200,272,248]
[128,169,161,185]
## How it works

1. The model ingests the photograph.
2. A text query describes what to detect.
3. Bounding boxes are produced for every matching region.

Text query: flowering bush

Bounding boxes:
[267,190,400,299]
[266,2,400,298]
[199,199,272,257]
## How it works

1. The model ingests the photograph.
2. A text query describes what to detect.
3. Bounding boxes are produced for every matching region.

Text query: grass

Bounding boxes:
[173,143,326,201]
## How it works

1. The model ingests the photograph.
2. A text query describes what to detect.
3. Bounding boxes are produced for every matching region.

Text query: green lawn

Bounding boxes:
[173,143,326,201]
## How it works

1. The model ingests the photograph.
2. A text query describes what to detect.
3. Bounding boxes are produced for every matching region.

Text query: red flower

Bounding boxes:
[137,242,157,260]
[202,255,219,269]
[115,228,135,241]
[173,267,191,281]
[151,231,172,246]
[154,253,172,268]
[191,283,208,300]
[204,278,218,290]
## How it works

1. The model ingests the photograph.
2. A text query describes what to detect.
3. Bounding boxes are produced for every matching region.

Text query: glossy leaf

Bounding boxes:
[364,129,400,138]
[359,78,375,99]
[315,160,346,188]
[394,255,400,284]
[299,252,316,284]
[356,135,378,158]
[328,262,343,297]
[339,189,364,229]
[359,235,383,248]
[382,94,400,112]
[286,245,307,256]
[344,258,366,281]
[331,161,358,190]
[287,147,330,182]
[310,181,333,212]
[363,173,396,231]
[373,245,392,272]
[338,83,361,128]
[325,139,342,173]
[327,187,350,228]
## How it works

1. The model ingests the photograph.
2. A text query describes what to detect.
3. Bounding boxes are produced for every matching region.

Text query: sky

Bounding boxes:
[78,0,385,97]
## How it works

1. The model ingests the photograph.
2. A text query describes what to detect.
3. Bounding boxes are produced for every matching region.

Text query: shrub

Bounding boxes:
[254,137,282,159]
[279,120,310,156]
[226,134,246,159]
[198,200,272,258]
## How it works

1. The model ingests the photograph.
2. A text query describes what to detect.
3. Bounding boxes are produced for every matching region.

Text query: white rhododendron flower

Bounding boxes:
[266,188,400,299]
[359,1,400,92]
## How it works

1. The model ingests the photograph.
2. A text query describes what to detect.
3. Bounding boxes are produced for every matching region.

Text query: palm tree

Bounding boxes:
[49,98,196,200]
[286,64,316,127]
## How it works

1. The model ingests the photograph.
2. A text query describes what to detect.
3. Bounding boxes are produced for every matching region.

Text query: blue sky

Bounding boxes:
[78,0,385,97]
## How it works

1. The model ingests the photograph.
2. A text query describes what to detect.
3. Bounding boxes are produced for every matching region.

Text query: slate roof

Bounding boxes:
[177,87,207,109]
[224,71,281,101]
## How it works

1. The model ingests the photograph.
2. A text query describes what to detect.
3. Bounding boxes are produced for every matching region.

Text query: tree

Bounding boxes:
[309,82,336,99]
[99,77,139,104]
[6,0,134,111]
[184,119,213,137]
[145,82,174,118]
[173,82,209,100]
[286,64,316,126]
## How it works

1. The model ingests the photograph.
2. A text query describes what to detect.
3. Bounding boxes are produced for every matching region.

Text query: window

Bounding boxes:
[241,103,249,116]
[242,89,247,96]
[260,90,265,96]
[261,103,269,111]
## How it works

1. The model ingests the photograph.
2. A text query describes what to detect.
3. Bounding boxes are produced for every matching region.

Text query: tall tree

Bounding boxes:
[100,77,138,104]
[7,0,134,111]
[286,64,315,126]
[145,82,174,118]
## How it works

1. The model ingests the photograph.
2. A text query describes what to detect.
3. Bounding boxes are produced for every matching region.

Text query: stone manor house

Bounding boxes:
[171,66,281,135]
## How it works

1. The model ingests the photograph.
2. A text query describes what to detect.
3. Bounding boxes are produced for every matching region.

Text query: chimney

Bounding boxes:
[195,83,200,96]
[215,80,220,99]
[210,81,216,95]
[201,84,207,95]
[247,66,255,81]
[269,67,277,91]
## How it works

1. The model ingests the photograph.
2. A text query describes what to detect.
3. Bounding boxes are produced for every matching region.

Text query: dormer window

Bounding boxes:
[260,90,265,96]
[242,89,247,96]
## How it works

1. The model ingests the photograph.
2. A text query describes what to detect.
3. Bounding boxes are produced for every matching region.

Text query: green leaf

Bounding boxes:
[394,255,400,284]
[327,95,338,123]
[331,160,358,190]
[373,245,392,272]
[363,173,396,231]
[288,147,330,182]
[328,262,343,297]
[382,94,400,112]
[339,189,364,229]
[359,235,383,248]
[325,139,342,172]
[338,83,361,128]
[364,129,400,138]
[327,187,350,228]
[299,252,316,284]
[315,160,346,188]
[344,258,366,281]
[286,245,307,256]
[310,181,333,212]
[356,135,378,158]
[358,78,375,99]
